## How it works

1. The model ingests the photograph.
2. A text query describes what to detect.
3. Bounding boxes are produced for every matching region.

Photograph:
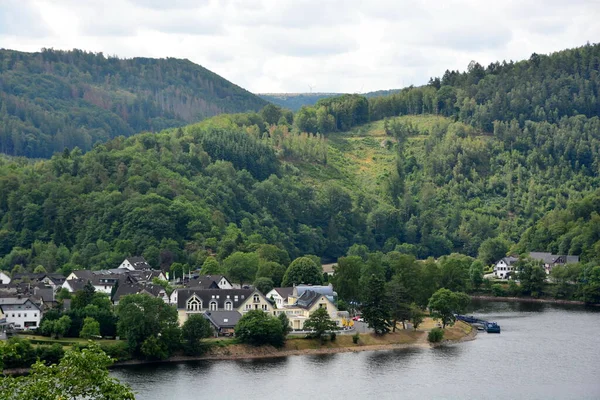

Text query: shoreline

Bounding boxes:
[470,295,599,306]
[111,323,476,369]
[2,322,476,374]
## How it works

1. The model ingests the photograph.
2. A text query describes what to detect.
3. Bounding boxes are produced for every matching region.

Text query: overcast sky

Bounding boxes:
[1,0,598,93]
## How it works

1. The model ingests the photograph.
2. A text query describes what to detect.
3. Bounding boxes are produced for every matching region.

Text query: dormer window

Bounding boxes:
[225,301,233,310]
[210,301,218,311]
[187,295,202,311]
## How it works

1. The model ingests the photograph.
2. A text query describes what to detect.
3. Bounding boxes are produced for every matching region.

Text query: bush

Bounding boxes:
[352,333,360,344]
[491,284,506,297]
[99,341,132,361]
[329,332,336,341]
[36,344,65,365]
[428,328,445,343]
[235,310,285,347]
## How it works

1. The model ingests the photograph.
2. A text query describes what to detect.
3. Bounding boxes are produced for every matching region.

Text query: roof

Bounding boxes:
[272,287,294,299]
[500,256,519,266]
[125,257,152,270]
[111,282,164,303]
[0,297,41,310]
[12,273,66,284]
[203,311,242,329]
[293,290,330,310]
[176,288,253,309]
[294,284,335,298]
[529,252,580,265]
[186,275,222,289]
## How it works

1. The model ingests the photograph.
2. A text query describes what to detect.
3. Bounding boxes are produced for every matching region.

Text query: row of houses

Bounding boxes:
[493,252,580,279]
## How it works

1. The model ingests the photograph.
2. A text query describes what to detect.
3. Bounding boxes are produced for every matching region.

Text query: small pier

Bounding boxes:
[455,315,501,333]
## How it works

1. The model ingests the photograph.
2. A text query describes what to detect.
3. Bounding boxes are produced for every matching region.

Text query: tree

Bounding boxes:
[281,257,323,287]
[385,277,412,331]
[223,252,259,286]
[234,310,285,347]
[256,261,286,287]
[332,256,363,304]
[277,312,292,336]
[71,281,96,310]
[0,343,135,400]
[253,277,274,295]
[469,260,485,290]
[80,317,100,339]
[361,274,391,335]
[116,294,180,357]
[410,303,424,330]
[200,257,221,275]
[41,315,71,339]
[516,257,546,297]
[303,307,338,342]
[439,253,473,292]
[182,314,213,355]
[478,237,510,266]
[428,288,470,328]
[33,265,47,274]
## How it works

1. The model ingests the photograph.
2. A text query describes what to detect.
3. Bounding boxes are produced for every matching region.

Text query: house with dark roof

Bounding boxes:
[529,252,579,274]
[186,275,233,289]
[119,257,152,271]
[272,289,347,331]
[203,311,242,337]
[494,256,519,279]
[174,288,273,325]
[11,273,66,290]
[111,282,167,305]
[63,271,121,295]
[0,296,42,329]
[288,284,337,305]
[265,287,294,308]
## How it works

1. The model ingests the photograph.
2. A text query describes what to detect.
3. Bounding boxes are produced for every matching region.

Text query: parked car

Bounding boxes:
[352,316,364,322]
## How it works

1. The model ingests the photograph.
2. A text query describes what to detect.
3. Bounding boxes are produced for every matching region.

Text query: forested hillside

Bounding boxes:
[0,43,598,281]
[0,48,267,158]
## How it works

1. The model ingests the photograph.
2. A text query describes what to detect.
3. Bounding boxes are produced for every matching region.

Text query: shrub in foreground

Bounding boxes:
[428,328,445,343]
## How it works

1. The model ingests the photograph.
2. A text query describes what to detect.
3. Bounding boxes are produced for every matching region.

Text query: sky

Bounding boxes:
[1,0,599,94]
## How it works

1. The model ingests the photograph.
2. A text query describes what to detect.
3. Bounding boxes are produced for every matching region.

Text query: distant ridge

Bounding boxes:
[0,48,268,158]
[258,89,403,111]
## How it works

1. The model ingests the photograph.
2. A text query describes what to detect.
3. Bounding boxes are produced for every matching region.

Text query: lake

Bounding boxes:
[112,301,600,399]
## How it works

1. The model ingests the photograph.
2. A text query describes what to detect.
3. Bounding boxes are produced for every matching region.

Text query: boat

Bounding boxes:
[485,322,501,333]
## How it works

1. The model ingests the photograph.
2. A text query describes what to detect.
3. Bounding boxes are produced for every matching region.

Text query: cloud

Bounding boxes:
[1,0,599,93]
[0,1,49,37]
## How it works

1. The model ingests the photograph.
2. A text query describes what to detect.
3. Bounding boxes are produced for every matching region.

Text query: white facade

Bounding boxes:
[494,259,516,279]
[218,277,233,289]
[265,289,288,308]
[0,271,11,285]
[118,260,135,271]
[0,299,42,329]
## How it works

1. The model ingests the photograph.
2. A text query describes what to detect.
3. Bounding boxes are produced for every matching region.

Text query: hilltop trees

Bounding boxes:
[282,257,323,287]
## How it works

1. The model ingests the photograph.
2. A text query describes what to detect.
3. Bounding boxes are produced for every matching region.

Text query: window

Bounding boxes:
[225,301,233,311]
[18,314,21,318]
[253,294,260,303]
[11,314,14,318]
[34,313,37,317]
[24,313,27,317]
[261,304,268,311]
[210,301,218,311]
[187,295,202,311]
[246,304,251,310]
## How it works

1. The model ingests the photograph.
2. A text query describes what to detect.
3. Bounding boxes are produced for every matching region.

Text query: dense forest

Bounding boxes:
[0,48,267,158]
[0,43,598,296]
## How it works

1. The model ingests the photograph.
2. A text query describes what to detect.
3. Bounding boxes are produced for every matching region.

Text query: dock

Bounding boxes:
[455,314,501,333]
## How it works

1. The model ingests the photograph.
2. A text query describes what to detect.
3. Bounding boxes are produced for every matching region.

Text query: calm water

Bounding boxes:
[112,302,600,400]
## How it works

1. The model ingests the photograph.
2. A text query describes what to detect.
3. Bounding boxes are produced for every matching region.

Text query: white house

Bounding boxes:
[494,256,519,279]
[119,257,152,271]
[265,287,294,308]
[0,297,42,329]
[0,271,10,285]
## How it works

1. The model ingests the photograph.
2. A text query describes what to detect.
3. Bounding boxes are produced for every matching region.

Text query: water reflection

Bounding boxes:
[233,356,288,373]
[365,347,419,369]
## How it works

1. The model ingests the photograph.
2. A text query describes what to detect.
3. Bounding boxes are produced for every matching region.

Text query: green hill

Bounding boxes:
[0,48,268,158]
[0,43,599,278]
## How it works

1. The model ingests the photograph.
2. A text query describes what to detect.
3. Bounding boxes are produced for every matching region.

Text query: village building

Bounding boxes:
[0,271,11,285]
[0,296,43,330]
[118,256,152,271]
[203,311,242,337]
